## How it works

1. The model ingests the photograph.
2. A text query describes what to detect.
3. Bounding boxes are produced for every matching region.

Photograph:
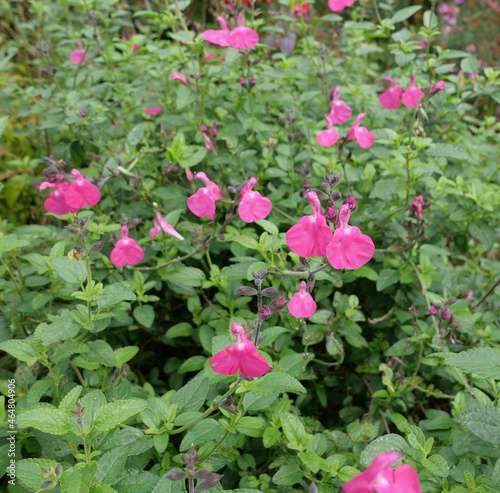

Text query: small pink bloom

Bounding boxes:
[345,197,357,211]
[43,182,79,216]
[325,206,337,223]
[144,106,161,116]
[110,225,145,267]
[228,13,259,50]
[171,72,192,88]
[348,113,375,149]
[203,133,215,152]
[70,42,88,65]
[117,5,124,10]
[210,322,269,378]
[77,110,87,116]
[149,211,184,240]
[239,77,247,86]
[464,289,473,300]
[379,76,403,109]
[185,167,194,182]
[430,305,438,315]
[329,87,352,124]
[286,191,334,258]
[205,53,215,60]
[187,172,221,218]
[303,180,309,188]
[203,16,231,47]
[328,0,356,12]
[430,80,446,92]
[344,452,422,493]
[288,281,317,318]
[316,115,339,147]
[65,169,101,209]
[402,75,425,108]
[238,177,272,223]
[411,195,424,220]
[443,310,451,319]
[326,204,374,270]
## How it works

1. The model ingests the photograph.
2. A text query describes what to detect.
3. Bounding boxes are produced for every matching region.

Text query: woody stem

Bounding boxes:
[254,283,263,346]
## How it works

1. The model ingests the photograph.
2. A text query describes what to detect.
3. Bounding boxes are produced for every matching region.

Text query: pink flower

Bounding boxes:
[210,322,269,378]
[203,16,231,47]
[329,87,352,124]
[238,177,272,223]
[328,0,356,12]
[430,80,446,93]
[42,182,79,216]
[402,75,425,108]
[286,190,333,258]
[110,225,145,267]
[205,53,215,60]
[202,133,216,152]
[443,310,451,320]
[326,204,374,270]
[411,195,424,220]
[316,115,339,147]
[70,42,88,65]
[149,211,184,240]
[185,167,194,182]
[379,76,403,109]
[464,289,473,300]
[171,72,192,87]
[144,106,161,116]
[228,13,259,50]
[344,452,421,493]
[65,169,101,209]
[288,281,317,318]
[348,113,375,149]
[187,172,221,218]
[77,110,87,117]
[430,305,438,315]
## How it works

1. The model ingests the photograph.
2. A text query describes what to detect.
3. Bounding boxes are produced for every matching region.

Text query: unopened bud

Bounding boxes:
[442,310,451,320]
[325,206,337,223]
[258,306,272,321]
[429,305,438,315]
[344,196,357,211]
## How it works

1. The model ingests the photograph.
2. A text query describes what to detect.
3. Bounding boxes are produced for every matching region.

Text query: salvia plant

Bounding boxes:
[0,0,499,492]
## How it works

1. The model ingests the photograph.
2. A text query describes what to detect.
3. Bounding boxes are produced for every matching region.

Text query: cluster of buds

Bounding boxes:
[165,445,223,492]
[239,76,256,89]
[408,195,430,222]
[404,195,431,242]
[200,123,221,153]
[65,217,105,260]
[430,298,461,344]
[38,464,62,491]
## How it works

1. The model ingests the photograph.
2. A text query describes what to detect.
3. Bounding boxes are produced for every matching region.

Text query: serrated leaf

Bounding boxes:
[59,385,83,413]
[96,282,136,309]
[426,144,472,162]
[422,454,449,477]
[280,413,313,451]
[51,256,87,284]
[444,347,500,379]
[0,339,38,363]
[253,372,306,396]
[256,219,279,235]
[391,6,421,23]
[60,461,98,493]
[455,407,500,444]
[179,418,223,451]
[360,434,411,467]
[170,372,209,411]
[114,346,139,368]
[16,458,60,490]
[94,399,147,432]
[17,406,72,434]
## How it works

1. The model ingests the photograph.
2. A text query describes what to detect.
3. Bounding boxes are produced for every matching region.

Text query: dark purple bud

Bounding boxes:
[165,470,188,481]
[181,445,199,464]
[80,228,90,238]
[54,464,62,477]
[89,241,105,254]
[445,297,457,306]
[193,473,224,492]
[330,191,342,202]
[261,287,279,297]
[268,292,288,313]
[129,218,141,228]
[287,133,294,142]
[236,286,258,296]
[40,481,57,490]
[320,182,332,191]
[64,225,78,233]
[258,306,272,321]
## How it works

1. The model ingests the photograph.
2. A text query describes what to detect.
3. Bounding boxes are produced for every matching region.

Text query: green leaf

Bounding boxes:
[17,406,72,435]
[133,305,155,328]
[171,372,210,411]
[97,282,136,309]
[114,346,139,368]
[423,10,438,29]
[444,347,500,379]
[280,413,313,452]
[166,322,193,338]
[455,407,500,444]
[369,180,401,199]
[83,340,115,367]
[391,6,421,23]
[94,399,148,432]
[53,341,88,362]
[51,256,87,284]
[0,339,38,363]
[127,123,145,146]
[253,372,306,396]
[422,454,449,477]
[0,116,8,138]
[461,57,479,74]
[60,461,98,493]
[179,418,223,451]
[59,385,83,413]
[256,219,279,235]
[16,458,60,491]
[376,269,399,291]
[235,417,266,437]
[272,463,303,486]
[426,144,472,162]
[360,434,411,467]
[298,450,330,473]
[168,267,205,287]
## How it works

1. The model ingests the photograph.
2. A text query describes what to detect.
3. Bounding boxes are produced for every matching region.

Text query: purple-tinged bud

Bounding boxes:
[430,80,446,93]
[344,196,357,211]
[166,470,188,481]
[212,128,217,137]
[181,445,199,464]
[250,76,256,86]
[239,77,246,86]
[429,305,438,315]
[464,289,473,300]
[442,309,451,320]
[200,125,208,133]
[268,292,288,313]
[325,206,337,223]
[258,306,272,321]
[78,110,87,117]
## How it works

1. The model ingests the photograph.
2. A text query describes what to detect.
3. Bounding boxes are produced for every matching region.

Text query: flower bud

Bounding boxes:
[325,206,337,223]
[239,77,246,86]
[258,306,272,321]
[236,286,258,296]
[268,293,288,313]
[442,310,451,320]
[429,305,438,315]
[261,287,279,297]
[344,196,357,211]
[464,289,473,300]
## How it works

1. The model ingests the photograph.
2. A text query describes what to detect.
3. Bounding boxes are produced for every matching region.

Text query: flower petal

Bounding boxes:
[326,226,375,270]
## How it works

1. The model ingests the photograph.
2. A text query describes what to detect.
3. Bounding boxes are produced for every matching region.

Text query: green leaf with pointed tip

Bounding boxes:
[94,399,148,432]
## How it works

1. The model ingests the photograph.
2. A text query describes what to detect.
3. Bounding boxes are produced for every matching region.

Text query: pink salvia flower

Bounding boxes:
[149,211,184,240]
[228,13,259,50]
[344,452,422,493]
[328,0,356,12]
[326,204,375,270]
[238,177,272,223]
[187,172,221,219]
[203,16,231,47]
[348,113,375,149]
[203,133,216,152]
[144,106,161,116]
[205,53,215,60]
[65,169,101,209]
[316,115,339,147]
[402,75,425,108]
[110,225,145,267]
[379,76,403,109]
[329,87,352,124]
[412,195,424,220]
[430,80,446,92]
[210,322,269,378]
[42,182,79,216]
[69,42,88,65]
[288,281,317,318]
[171,72,192,88]
[286,190,334,258]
